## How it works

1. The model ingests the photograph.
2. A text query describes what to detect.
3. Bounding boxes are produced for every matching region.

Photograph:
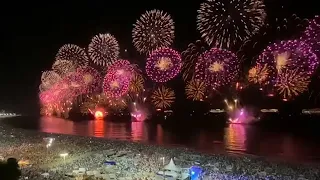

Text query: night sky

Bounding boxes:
[1,0,319,115]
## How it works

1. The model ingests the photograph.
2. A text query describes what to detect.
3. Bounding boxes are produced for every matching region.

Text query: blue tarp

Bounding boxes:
[104,161,116,165]
[190,166,203,180]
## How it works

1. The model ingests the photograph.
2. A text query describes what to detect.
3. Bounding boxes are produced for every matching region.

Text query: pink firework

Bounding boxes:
[102,60,134,98]
[76,67,102,93]
[300,15,320,57]
[102,73,130,98]
[195,48,240,88]
[146,47,182,82]
[107,60,135,81]
[39,91,53,104]
[64,72,84,97]
[256,39,318,85]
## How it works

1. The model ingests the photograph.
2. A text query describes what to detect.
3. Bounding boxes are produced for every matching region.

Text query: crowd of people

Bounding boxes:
[0,121,319,179]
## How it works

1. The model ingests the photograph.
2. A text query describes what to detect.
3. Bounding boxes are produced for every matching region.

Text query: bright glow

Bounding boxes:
[94,111,104,119]
[275,51,291,72]
[208,61,224,72]
[60,153,68,157]
[155,57,173,71]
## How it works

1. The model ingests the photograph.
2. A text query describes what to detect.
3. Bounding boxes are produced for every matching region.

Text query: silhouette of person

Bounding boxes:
[0,158,21,180]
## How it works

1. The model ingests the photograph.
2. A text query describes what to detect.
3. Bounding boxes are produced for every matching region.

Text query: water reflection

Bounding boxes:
[40,116,75,135]
[15,116,320,163]
[224,124,247,153]
[91,119,105,138]
[131,122,144,141]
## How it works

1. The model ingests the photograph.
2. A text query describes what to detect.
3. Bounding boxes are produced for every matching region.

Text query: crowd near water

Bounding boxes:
[0,118,320,180]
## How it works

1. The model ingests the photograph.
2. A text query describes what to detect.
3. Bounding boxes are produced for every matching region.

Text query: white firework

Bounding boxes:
[197,0,266,49]
[132,9,175,54]
[88,33,120,67]
[56,44,89,67]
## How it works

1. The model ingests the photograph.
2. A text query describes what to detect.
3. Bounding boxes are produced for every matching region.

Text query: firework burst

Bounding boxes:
[237,14,308,62]
[76,67,102,93]
[41,70,62,90]
[151,86,175,109]
[248,64,269,84]
[197,0,266,48]
[256,39,318,85]
[80,94,108,114]
[106,60,135,80]
[275,69,310,100]
[39,83,46,92]
[103,74,130,98]
[195,48,240,88]
[185,79,206,101]
[300,15,320,57]
[129,74,145,93]
[52,59,78,77]
[132,9,175,54]
[88,33,120,67]
[146,47,182,82]
[56,44,89,67]
[181,40,208,81]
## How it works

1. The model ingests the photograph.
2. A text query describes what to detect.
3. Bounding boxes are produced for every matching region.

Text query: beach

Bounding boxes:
[0,119,319,180]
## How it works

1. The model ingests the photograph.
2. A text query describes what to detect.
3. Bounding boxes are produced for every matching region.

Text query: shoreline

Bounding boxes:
[1,120,320,179]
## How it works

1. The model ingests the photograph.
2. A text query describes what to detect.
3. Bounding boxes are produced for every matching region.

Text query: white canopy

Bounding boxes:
[164,158,181,172]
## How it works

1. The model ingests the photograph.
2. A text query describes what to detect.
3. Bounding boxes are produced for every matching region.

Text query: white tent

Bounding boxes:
[164,158,181,172]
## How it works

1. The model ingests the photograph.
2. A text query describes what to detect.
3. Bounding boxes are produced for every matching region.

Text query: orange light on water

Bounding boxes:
[94,111,104,119]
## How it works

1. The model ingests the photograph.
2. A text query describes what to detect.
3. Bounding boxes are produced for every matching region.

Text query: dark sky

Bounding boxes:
[0,0,319,114]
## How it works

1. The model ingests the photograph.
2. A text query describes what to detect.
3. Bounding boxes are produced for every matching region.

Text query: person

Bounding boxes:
[0,158,21,180]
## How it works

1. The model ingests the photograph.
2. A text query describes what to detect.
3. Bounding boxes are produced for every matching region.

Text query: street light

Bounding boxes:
[60,153,68,163]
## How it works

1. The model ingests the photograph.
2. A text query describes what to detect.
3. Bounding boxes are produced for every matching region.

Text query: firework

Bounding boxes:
[256,39,318,85]
[80,94,108,114]
[185,79,206,101]
[151,86,175,109]
[88,33,120,67]
[126,91,149,121]
[106,60,134,80]
[300,16,320,56]
[195,48,240,88]
[275,69,310,100]
[129,74,145,93]
[64,72,84,97]
[197,0,266,48]
[181,40,208,81]
[146,47,182,82]
[52,59,78,77]
[132,9,175,54]
[107,97,127,111]
[41,70,61,89]
[56,44,89,67]
[237,14,308,62]
[76,67,102,93]
[248,64,270,84]
[39,83,47,92]
[103,73,130,98]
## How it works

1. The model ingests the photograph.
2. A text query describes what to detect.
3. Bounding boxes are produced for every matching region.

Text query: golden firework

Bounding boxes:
[275,69,310,100]
[79,94,108,114]
[129,74,144,93]
[110,81,120,89]
[107,98,127,110]
[248,64,269,84]
[155,57,173,71]
[151,86,175,109]
[185,79,206,101]
[208,61,224,72]
[274,51,291,72]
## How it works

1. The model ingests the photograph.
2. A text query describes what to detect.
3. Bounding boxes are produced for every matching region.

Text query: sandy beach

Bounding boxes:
[0,118,319,180]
